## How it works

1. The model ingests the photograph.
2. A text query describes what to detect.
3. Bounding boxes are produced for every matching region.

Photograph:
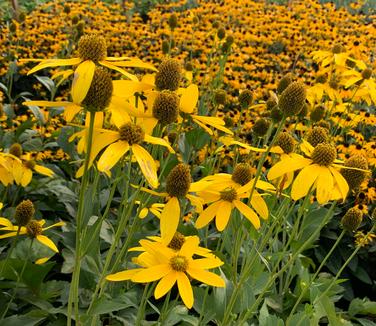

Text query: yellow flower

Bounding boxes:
[71,113,174,187]
[341,69,376,105]
[106,236,224,309]
[193,174,273,231]
[128,232,215,258]
[12,152,54,187]
[137,164,203,244]
[0,153,16,186]
[20,34,157,104]
[0,218,65,253]
[268,141,352,204]
[130,82,233,136]
[136,201,165,219]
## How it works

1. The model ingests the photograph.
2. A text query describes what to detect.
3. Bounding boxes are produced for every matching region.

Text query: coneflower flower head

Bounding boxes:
[155,59,182,91]
[15,200,35,226]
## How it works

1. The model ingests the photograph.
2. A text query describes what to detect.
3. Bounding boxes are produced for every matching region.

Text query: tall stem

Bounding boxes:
[287,230,346,320]
[67,110,96,326]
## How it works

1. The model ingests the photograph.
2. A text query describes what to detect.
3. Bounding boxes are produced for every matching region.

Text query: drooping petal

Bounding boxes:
[21,168,33,187]
[0,218,13,227]
[26,58,82,75]
[42,221,66,231]
[160,197,180,245]
[97,140,130,172]
[268,156,312,180]
[186,194,203,213]
[195,201,222,229]
[179,84,198,113]
[71,60,96,104]
[36,235,59,253]
[99,60,138,81]
[233,200,260,229]
[154,271,178,299]
[329,166,349,201]
[187,268,225,287]
[131,264,171,283]
[132,144,159,188]
[291,164,320,201]
[34,165,54,177]
[113,80,154,99]
[144,134,175,153]
[177,272,194,309]
[193,115,233,135]
[316,166,334,204]
[110,58,157,71]
[106,269,143,281]
[250,192,269,220]
[215,201,232,231]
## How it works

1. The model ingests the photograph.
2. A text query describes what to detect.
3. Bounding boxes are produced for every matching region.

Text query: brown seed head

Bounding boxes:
[166,163,191,198]
[311,143,336,166]
[15,199,35,226]
[155,59,182,91]
[78,34,107,62]
[119,123,145,145]
[278,81,306,116]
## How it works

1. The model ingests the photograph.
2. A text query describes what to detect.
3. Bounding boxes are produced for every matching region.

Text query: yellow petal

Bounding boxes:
[233,200,260,229]
[97,140,130,172]
[250,192,269,220]
[106,269,142,281]
[189,257,224,269]
[132,264,171,283]
[0,218,13,227]
[113,80,154,98]
[154,271,178,299]
[179,84,198,114]
[179,236,200,257]
[195,201,221,229]
[71,60,96,103]
[187,268,225,287]
[35,256,53,265]
[291,164,320,201]
[177,272,194,309]
[99,60,138,81]
[42,221,66,231]
[21,168,33,187]
[215,201,232,231]
[36,235,59,253]
[132,144,159,188]
[329,166,349,201]
[316,166,334,204]
[26,58,82,75]
[268,156,311,180]
[193,115,233,135]
[22,100,72,107]
[160,197,180,245]
[34,165,54,177]
[111,58,157,71]
[64,104,82,122]
[144,134,175,153]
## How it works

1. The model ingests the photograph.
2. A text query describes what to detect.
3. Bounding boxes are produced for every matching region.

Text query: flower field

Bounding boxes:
[0,0,375,324]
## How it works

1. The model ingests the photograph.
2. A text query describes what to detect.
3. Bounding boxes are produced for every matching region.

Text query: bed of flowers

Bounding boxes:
[0,0,375,325]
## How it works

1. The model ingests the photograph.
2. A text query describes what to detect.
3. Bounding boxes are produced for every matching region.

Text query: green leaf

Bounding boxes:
[1,315,46,326]
[0,258,54,292]
[35,75,55,93]
[349,298,376,316]
[353,266,372,285]
[89,293,137,315]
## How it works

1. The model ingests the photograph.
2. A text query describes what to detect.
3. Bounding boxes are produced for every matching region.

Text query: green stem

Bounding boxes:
[313,225,375,305]
[67,110,96,326]
[287,230,346,321]
[1,239,33,319]
[237,201,336,324]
